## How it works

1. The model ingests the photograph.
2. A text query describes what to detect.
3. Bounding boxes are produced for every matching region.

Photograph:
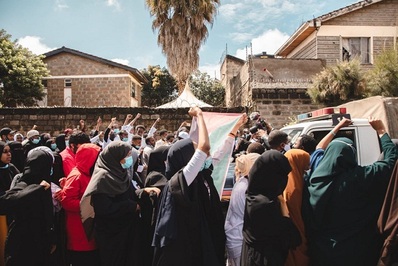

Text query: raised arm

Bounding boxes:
[189,107,210,154]
[229,113,248,139]
[128,113,141,127]
[316,117,353,150]
[123,114,133,126]
[147,118,160,137]
[182,107,210,186]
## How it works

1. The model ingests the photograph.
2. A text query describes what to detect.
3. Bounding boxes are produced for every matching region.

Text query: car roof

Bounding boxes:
[282,118,370,130]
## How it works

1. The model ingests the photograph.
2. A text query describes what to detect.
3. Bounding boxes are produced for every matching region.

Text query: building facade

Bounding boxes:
[221,0,398,128]
[275,0,398,70]
[42,47,147,107]
[221,54,324,128]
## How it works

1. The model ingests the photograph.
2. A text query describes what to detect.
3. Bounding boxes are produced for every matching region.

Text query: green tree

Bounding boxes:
[365,46,398,96]
[141,65,178,107]
[145,0,220,93]
[0,29,49,107]
[189,70,225,107]
[307,59,365,105]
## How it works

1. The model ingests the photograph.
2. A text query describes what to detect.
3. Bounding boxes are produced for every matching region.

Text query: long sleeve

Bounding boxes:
[183,149,207,186]
[359,134,397,189]
[60,176,82,212]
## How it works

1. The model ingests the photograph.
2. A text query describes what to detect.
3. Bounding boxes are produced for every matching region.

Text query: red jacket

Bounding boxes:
[60,146,76,177]
[60,143,100,251]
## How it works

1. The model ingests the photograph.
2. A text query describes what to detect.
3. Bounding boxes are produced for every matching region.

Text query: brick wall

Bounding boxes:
[252,89,322,129]
[44,53,142,107]
[0,107,245,136]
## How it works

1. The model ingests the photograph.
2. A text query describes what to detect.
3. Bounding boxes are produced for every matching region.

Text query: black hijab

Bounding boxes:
[55,134,66,153]
[7,141,24,173]
[80,141,132,239]
[0,141,20,193]
[84,141,132,197]
[248,149,292,200]
[19,149,53,185]
[243,150,297,248]
[165,138,194,179]
[147,145,170,175]
[45,139,54,150]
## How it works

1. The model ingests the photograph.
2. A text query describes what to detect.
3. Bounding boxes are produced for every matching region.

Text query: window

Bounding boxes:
[64,88,72,107]
[64,79,72,87]
[310,129,356,146]
[131,82,136,98]
[342,37,370,64]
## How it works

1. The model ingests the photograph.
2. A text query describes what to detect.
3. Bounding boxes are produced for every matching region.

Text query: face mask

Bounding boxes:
[121,156,133,169]
[113,129,120,134]
[0,164,9,169]
[51,143,57,150]
[65,140,69,147]
[32,137,40,144]
[134,145,140,150]
[50,167,53,176]
[283,143,291,152]
[200,157,213,172]
[122,137,129,142]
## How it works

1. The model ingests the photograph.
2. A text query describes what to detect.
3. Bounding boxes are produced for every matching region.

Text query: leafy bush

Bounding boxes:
[307,59,365,105]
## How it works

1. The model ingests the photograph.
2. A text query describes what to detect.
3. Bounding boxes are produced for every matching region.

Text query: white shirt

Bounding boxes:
[224,176,248,259]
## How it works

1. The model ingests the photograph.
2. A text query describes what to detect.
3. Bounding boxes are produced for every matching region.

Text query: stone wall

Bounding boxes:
[252,88,322,129]
[0,107,246,136]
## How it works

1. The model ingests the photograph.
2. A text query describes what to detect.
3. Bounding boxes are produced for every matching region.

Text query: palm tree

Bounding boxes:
[307,59,365,105]
[145,0,220,93]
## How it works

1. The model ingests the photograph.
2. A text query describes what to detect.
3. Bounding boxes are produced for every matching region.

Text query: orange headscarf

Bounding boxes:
[283,149,310,266]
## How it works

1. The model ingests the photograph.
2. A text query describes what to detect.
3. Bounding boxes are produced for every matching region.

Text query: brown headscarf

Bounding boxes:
[283,149,310,266]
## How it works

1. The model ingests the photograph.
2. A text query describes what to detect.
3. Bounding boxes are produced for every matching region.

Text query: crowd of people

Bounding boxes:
[0,108,396,266]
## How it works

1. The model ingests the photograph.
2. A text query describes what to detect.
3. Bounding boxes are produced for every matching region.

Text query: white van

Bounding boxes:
[281,112,381,166]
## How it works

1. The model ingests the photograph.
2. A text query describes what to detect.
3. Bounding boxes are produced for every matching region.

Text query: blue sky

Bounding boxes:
[0,0,355,79]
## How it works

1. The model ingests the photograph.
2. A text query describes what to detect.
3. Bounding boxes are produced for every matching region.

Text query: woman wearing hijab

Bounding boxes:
[0,142,19,194]
[13,133,23,143]
[58,143,100,266]
[283,149,310,266]
[241,150,301,266]
[0,142,20,266]
[225,152,260,266]
[80,141,158,266]
[138,146,170,266]
[55,134,67,153]
[307,118,397,266]
[152,107,226,266]
[0,149,54,266]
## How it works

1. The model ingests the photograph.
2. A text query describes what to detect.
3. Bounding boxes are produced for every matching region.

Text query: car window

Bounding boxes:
[281,127,303,145]
[309,129,357,147]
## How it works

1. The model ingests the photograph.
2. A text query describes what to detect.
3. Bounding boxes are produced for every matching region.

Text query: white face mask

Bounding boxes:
[283,143,291,152]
